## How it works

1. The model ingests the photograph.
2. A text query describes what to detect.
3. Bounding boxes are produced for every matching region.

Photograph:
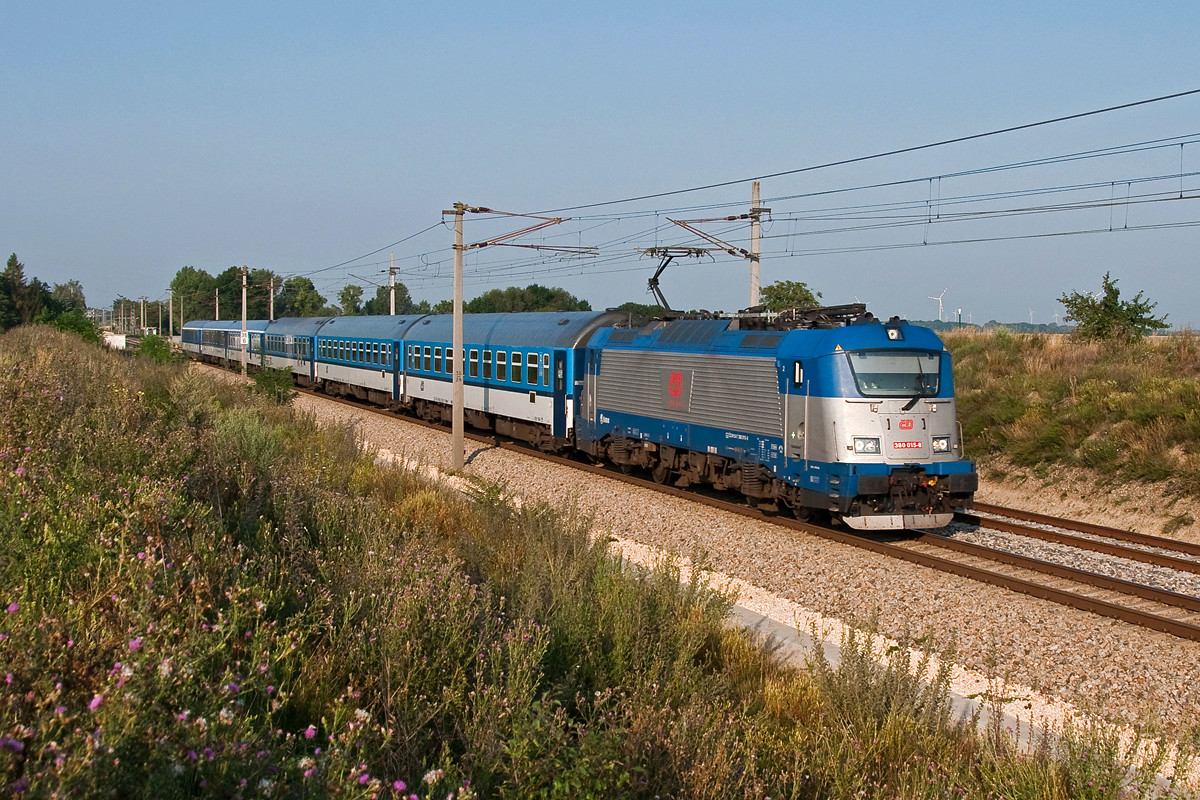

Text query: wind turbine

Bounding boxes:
[1028,309,1034,325]
[928,288,947,322]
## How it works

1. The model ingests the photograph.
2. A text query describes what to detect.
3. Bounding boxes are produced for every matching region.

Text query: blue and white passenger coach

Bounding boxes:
[577,313,977,529]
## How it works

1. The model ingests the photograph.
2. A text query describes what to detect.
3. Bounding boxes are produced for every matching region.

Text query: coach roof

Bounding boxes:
[406,311,625,349]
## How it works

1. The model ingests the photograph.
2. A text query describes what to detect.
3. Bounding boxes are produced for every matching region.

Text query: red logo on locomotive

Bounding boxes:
[899,419,914,430]
[668,371,684,397]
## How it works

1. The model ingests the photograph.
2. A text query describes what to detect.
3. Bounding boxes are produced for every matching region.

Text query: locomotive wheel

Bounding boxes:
[651,464,670,484]
[620,464,634,475]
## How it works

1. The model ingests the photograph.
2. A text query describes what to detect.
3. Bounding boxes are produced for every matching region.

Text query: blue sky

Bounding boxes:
[3,1,1198,325]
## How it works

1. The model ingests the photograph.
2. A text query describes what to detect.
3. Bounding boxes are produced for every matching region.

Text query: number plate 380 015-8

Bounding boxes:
[892,441,923,450]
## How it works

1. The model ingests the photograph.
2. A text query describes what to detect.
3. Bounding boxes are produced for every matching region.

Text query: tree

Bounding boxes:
[51,280,86,312]
[1,254,49,327]
[170,267,217,322]
[760,280,821,312]
[1059,272,1168,342]
[615,301,661,321]
[432,299,453,314]
[275,277,327,317]
[362,282,418,315]
[339,285,364,315]
[450,284,592,314]
[53,309,101,343]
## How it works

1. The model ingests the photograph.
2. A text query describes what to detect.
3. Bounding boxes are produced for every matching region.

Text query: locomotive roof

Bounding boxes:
[182,319,270,332]
[595,317,947,356]
[406,311,627,348]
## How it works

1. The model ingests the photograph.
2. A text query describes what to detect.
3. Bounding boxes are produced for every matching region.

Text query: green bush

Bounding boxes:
[250,365,298,404]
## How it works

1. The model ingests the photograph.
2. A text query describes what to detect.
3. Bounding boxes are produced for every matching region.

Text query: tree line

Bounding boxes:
[0,254,96,341]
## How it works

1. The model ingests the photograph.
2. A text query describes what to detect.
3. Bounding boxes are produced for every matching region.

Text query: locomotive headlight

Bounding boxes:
[932,436,951,453]
[853,437,881,455]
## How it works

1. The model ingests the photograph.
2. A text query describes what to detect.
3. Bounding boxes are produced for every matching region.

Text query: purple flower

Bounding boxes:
[203,747,215,761]
[358,774,370,785]
[267,685,275,694]
[55,706,66,715]
[88,695,104,711]
[303,725,316,739]
[128,637,142,651]
[14,467,24,477]
[136,552,146,560]
[393,781,407,792]
[6,603,17,614]
[5,674,11,684]
[226,682,239,694]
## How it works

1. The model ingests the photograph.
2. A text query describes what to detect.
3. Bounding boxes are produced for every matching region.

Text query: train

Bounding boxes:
[182,304,977,529]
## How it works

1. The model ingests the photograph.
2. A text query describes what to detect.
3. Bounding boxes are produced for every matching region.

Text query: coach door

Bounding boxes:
[552,351,567,438]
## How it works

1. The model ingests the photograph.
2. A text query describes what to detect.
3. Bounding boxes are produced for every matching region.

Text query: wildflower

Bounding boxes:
[359,774,370,785]
[354,708,370,722]
[5,603,17,614]
[137,552,145,560]
[88,695,104,711]
[226,682,239,694]
[4,674,10,684]
[14,467,24,477]
[219,707,234,724]
[393,781,407,792]
[128,637,143,651]
[159,658,173,678]
[203,747,215,760]
[55,706,66,715]
[267,685,275,694]
[304,725,316,739]
[424,769,444,785]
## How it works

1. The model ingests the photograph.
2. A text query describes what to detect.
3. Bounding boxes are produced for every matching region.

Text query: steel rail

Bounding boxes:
[906,532,1200,614]
[956,511,1200,575]
[970,501,1200,558]
[263,377,1200,641]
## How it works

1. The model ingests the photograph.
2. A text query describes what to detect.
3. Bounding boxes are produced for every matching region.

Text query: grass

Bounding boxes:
[944,328,1200,496]
[1,325,1197,797]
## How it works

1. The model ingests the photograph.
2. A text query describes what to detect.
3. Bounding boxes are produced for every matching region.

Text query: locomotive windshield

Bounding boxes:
[845,350,941,398]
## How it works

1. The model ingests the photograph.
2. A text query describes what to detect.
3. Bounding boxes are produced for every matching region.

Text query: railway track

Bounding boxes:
[267,375,1200,643]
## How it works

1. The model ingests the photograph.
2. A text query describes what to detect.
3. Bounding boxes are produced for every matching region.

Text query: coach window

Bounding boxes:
[496,351,507,381]
[434,347,442,373]
[422,346,431,371]
[483,350,492,379]
[512,352,522,383]
[542,353,550,387]
[527,352,538,385]
[445,346,453,375]
[469,349,479,378]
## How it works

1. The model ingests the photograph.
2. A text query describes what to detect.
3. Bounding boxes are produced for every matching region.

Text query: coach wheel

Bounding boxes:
[651,464,670,484]
[620,464,634,475]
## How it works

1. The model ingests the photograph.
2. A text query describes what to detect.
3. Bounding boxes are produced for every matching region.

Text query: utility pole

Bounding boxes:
[215,288,220,321]
[749,180,762,307]
[241,265,248,375]
[168,289,173,338]
[389,253,396,315]
[140,297,146,333]
[268,278,274,321]
[157,300,162,335]
[450,204,465,470]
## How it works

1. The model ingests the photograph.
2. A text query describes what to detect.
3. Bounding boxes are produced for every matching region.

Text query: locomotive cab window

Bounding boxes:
[845,350,941,397]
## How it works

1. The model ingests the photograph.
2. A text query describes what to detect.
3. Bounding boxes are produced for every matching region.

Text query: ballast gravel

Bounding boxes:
[284,386,1200,733]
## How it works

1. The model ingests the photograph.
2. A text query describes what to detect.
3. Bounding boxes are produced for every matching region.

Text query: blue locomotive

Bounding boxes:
[183,304,976,529]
